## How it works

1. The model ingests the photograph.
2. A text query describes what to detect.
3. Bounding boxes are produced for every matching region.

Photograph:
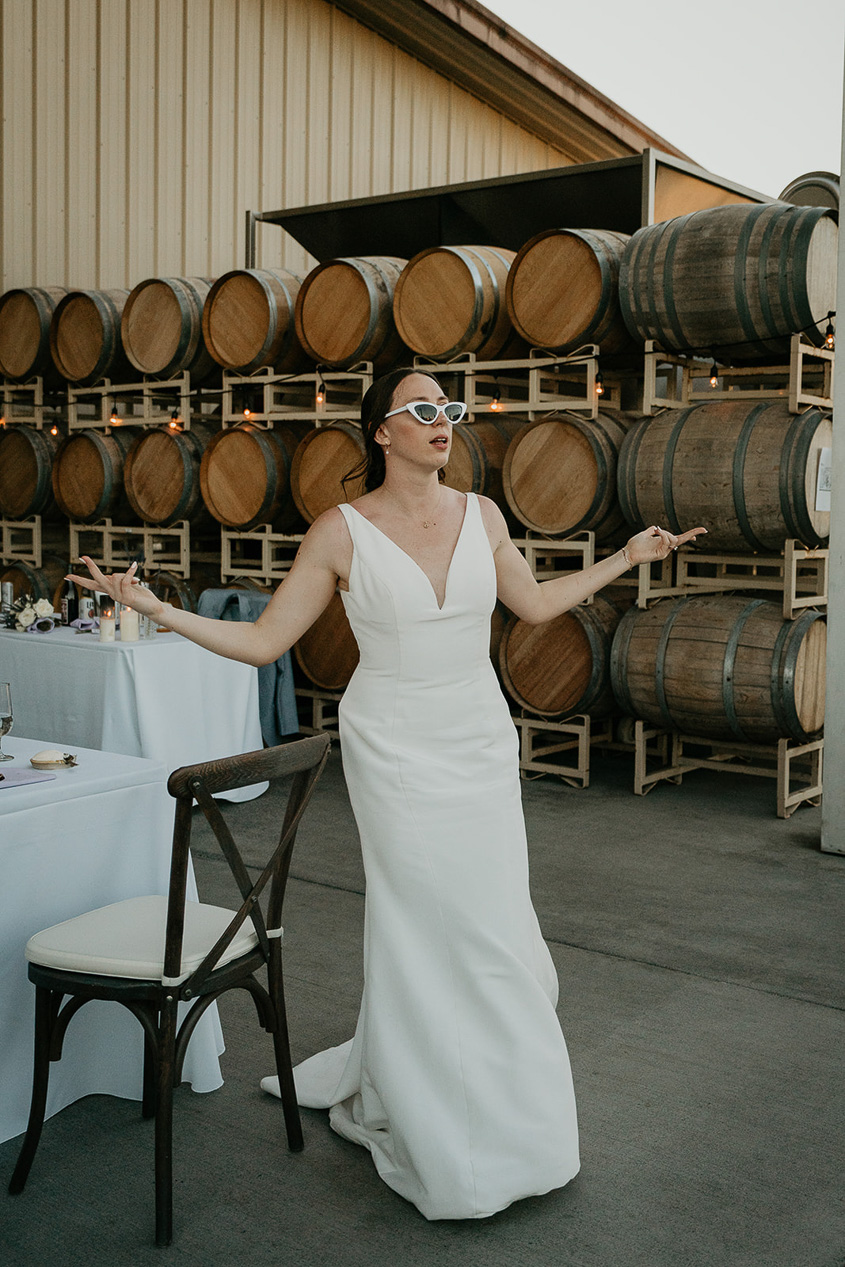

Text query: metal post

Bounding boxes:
[244,210,258,269]
[820,43,845,853]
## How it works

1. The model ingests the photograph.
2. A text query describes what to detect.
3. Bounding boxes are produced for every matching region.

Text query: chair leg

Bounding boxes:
[268,952,303,1152]
[8,987,58,1195]
[154,997,178,1247]
[141,1010,157,1120]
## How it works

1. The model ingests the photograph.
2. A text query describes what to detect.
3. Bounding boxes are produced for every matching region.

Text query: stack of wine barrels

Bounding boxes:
[0,199,834,750]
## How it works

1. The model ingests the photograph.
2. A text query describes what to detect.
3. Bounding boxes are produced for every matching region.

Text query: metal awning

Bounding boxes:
[249,151,768,265]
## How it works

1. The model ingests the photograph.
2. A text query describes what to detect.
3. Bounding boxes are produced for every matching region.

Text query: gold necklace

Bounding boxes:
[384,486,442,529]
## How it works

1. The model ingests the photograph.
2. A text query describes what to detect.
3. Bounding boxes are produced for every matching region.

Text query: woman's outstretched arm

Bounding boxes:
[66,508,350,667]
[481,498,707,624]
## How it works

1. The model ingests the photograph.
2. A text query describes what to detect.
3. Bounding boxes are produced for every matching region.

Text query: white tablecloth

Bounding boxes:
[0,626,266,801]
[0,736,224,1144]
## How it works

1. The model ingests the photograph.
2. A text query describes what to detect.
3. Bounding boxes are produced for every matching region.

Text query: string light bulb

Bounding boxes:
[490,382,501,412]
[595,371,604,398]
[50,425,59,436]
[316,373,327,407]
[169,408,181,430]
[109,403,121,425]
[709,362,719,387]
[825,319,835,350]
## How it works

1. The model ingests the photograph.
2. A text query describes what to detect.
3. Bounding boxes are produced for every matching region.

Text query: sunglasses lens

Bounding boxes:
[412,403,438,422]
[444,403,465,422]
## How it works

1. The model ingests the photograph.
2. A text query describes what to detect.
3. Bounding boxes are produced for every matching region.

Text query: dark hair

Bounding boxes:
[342,365,445,494]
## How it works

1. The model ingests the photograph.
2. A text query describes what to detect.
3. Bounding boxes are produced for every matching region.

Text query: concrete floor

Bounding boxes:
[3,747,844,1267]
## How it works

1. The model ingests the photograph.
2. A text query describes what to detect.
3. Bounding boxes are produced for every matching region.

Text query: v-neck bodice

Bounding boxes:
[343,495,469,612]
[336,491,496,689]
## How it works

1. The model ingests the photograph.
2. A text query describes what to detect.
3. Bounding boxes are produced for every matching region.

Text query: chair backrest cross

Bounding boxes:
[162,734,331,994]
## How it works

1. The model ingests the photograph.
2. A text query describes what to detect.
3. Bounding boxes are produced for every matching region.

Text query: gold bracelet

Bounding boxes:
[621,546,633,569]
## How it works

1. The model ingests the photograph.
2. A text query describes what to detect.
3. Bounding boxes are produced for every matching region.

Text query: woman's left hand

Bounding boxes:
[625,524,707,565]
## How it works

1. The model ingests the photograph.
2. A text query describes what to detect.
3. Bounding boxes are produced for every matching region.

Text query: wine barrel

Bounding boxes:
[610,596,826,743]
[52,428,135,523]
[619,203,838,361]
[499,595,622,718]
[393,245,518,360]
[49,288,131,385]
[0,425,63,519]
[199,422,305,531]
[290,423,366,523]
[293,590,359,690]
[506,228,636,356]
[443,416,525,508]
[0,554,68,603]
[779,171,839,210]
[503,412,633,541]
[202,268,308,373]
[123,421,216,527]
[0,286,68,381]
[617,400,831,551]
[121,277,217,381]
[294,256,407,369]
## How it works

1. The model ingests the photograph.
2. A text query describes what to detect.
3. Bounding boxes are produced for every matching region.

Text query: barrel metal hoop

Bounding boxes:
[661,408,693,535]
[255,274,281,366]
[162,278,198,369]
[573,416,609,531]
[342,258,384,362]
[732,402,771,552]
[733,205,771,355]
[659,215,689,352]
[779,409,820,544]
[274,275,301,364]
[617,237,637,337]
[609,605,638,718]
[473,248,503,342]
[643,221,672,349]
[722,599,767,742]
[578,604,607,713]
[654,597,694,730]
[250,426,280,524]
[792,208,833,342]
[628,226,654,341]
[570,231,614,346]
[617,418,648,530]
[771,609,821,741]
[755,207,782,341]
[776,208,805,337]
[454,247,486,337]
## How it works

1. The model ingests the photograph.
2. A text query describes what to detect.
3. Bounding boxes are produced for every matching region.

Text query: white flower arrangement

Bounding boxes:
[6,593,58,633]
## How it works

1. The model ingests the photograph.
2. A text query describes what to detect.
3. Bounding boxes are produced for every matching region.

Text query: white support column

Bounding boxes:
[820,45,845,853]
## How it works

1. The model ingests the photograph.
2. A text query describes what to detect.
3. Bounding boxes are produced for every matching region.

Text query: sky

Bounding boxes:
[480,0,844,199]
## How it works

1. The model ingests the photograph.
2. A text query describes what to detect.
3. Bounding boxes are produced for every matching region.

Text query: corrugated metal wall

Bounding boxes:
[0,0,570,291]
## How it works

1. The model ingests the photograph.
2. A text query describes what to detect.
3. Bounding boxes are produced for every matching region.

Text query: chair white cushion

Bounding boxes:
[25,894,260,985]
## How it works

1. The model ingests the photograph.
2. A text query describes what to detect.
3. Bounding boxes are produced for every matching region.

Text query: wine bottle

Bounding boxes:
[61,577,79,625]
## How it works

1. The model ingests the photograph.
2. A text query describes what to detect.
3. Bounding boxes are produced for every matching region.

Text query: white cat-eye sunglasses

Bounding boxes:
[384,400,467,425]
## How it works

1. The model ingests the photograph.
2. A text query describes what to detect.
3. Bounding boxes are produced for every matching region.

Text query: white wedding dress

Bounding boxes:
[262,491,579,1219]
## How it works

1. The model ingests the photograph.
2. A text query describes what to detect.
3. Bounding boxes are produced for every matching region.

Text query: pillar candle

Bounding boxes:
[119,607,139,642]
[99,611,116,643]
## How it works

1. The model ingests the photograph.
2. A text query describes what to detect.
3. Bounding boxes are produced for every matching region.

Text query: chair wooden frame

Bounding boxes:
[8,733,331,1245]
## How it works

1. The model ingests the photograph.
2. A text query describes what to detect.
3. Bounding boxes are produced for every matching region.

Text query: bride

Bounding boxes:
[70,367,704,1219]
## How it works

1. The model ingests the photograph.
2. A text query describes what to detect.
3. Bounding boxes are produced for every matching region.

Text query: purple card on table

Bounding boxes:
[0,768,58,789]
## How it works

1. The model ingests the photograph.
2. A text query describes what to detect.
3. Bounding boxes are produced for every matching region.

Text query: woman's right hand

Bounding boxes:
[66,556,167,622]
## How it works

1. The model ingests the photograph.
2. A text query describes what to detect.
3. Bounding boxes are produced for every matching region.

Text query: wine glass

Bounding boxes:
[0,682,12,761]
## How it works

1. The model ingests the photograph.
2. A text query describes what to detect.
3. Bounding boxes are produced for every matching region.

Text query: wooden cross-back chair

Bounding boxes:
[8,733,331,1246]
